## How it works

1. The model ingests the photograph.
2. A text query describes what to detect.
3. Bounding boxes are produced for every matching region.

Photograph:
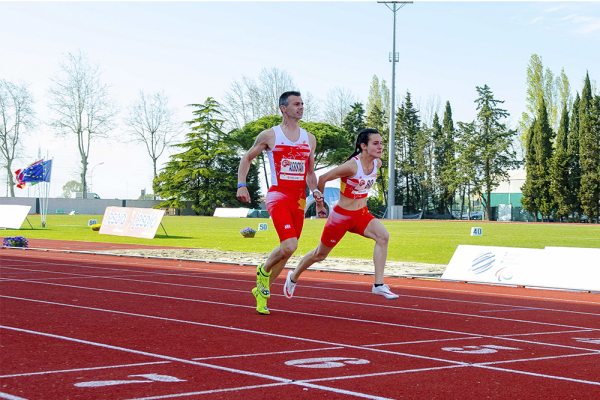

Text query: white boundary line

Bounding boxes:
[0,361,171,379]
[2,259,600,318]
[3,251,599,303]
[0,325,395,400]
[3,273,600,339]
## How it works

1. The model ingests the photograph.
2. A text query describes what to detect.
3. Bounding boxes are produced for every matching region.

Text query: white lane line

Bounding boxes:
[497,329,596,337]
[125,382,289,400]
[0,325,394,400]
[476,364,600,386]
[192,347,344,361]
[302,364,465,383]
[0,392,28,400]
[4,259,600,317]
[0,299,466,366]
[3,279,600,355]
[4,275,600,336]
[363,336,483,347]
[0,361,171,379]
[5,257,600,309]
[476,351,600,366]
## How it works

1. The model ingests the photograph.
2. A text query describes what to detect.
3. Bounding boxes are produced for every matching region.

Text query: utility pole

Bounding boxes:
[378,1,412,219]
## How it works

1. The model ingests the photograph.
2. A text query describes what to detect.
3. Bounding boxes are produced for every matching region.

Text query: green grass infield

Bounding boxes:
[3,215,599,265]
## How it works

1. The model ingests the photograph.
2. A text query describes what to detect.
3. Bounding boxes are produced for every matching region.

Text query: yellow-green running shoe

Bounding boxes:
[256,263,271,298]
[252,287,270,315]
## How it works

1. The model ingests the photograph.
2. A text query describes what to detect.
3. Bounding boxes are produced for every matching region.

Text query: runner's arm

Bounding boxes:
[237,130,272,203]
[317,160,357,194]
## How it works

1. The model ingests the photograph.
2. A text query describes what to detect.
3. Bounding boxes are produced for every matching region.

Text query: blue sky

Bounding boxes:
[1,1,599,199]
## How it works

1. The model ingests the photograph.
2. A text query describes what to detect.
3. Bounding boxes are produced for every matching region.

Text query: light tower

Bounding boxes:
[378,1,412,219]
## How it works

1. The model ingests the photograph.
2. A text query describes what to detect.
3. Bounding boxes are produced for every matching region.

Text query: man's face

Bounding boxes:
[281,95,304,119]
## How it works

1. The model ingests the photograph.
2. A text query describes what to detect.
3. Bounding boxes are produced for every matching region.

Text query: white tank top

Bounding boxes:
[266,125,311,190]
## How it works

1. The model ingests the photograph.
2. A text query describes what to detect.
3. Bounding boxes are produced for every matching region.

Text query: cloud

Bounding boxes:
[530,16,543,24]
[559,14,577,21]
[577,22,600,34]
[545,6,565,13]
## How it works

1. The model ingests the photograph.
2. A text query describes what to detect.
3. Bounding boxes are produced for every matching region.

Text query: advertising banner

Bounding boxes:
[0,205,32,229]
[99,207,165,239]
[442,245,600,291]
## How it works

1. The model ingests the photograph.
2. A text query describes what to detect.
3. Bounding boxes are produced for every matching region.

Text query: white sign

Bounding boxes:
[213,208,249,218]
[258,223,268,231]
[100,207,165,239]
[0,205,31,229]
[470,227,482,236]
[88,219,98,226]
[442,245,600,291]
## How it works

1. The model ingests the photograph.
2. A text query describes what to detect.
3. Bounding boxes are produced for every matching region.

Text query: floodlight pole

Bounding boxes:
[378,1,412,219]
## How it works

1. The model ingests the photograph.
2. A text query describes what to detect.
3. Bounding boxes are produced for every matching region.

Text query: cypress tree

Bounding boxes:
[568,93,582,221]
[578,72,600,222]
[441,101,456,215]
[521,121,540,221]
[534,98,556,220]
[550,105,570,221]
[432,113,444,213]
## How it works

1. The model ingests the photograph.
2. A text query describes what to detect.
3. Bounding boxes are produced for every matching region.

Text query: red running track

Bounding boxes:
[1,246,600,399]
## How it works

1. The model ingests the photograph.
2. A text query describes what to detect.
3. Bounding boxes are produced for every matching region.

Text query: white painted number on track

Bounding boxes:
[441,345,521,354]
[74,373,185,387]
[285,357,370,369]
[573,337,600,345]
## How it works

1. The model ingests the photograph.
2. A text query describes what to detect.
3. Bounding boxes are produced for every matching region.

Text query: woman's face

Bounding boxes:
[361,134,383,159]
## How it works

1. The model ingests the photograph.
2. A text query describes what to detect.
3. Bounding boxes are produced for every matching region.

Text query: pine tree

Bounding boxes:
[342,103,367,137]
[578,72,600,222]
[395,91,420,213]
[432,113,444,212]
[550,104,570,221]
[568,93,582,221]
[155,98,260,215]
[533,98,556,220]
[472,85,519,220]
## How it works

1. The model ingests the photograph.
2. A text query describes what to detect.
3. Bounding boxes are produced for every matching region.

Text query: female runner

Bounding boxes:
[284,128,399,300]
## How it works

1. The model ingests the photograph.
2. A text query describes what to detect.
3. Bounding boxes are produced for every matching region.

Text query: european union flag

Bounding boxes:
[20,160,52,183]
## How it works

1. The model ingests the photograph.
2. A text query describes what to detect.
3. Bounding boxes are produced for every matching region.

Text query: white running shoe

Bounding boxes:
[372,284,399,300]
[284,270,297,299]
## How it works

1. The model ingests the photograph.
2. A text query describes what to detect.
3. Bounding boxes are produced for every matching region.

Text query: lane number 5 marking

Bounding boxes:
[75,373,185,388]
[285,357,370,368]
[441,345,521,354]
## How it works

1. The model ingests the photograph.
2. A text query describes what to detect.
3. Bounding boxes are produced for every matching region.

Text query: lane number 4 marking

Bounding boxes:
[285,357,370,368]
[573,338,600,345]
[75,373,185,388]
[441,344,521,354]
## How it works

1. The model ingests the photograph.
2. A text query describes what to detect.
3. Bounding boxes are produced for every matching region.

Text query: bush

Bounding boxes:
[90,224,102,231]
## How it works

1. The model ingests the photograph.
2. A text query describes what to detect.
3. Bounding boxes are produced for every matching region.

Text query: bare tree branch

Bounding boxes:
[0,79,36,196]
[47,50,117,198]
[322,87,356,127]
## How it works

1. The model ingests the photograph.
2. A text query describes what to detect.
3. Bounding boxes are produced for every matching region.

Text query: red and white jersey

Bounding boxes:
[340,156,378,199]
[267,125,311,191]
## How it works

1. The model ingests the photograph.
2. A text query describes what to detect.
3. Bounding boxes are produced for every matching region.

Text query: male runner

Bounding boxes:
[237,91,325,315]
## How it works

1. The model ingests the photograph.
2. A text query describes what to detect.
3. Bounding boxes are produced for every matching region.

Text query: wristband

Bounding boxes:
[237,183,246,188]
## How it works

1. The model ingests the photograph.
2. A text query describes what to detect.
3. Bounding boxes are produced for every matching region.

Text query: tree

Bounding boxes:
[440,101,456,214]
[300,121,353,170]
[123,90,182,199]
[532,98,556,221]
[221,67,318,130]
[395,91,420,213]
[550,104,571,221]
[342,103,367,137]
[322,87,356,128]
[472,85,519,221]
[568,93,582,221]
[61,180,82,198]
[47,50,117,199]
[155,98,260,215]
[521,122,540,220]
[518,54,559,148]
[0,80,36,197]
[578,72,600,223]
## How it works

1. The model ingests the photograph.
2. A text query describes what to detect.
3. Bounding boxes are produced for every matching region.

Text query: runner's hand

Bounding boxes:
[237,186,251,203]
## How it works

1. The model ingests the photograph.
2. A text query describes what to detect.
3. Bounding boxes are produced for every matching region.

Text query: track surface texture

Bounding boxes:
[1,245,599,399]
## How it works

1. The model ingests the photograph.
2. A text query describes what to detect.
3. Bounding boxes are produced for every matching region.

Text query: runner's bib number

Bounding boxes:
[280,159,305,180]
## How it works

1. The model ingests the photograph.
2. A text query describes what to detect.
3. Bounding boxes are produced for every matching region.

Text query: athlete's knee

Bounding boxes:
[313,249,328,263]
[279,238,298,258]
[374,229,390,245]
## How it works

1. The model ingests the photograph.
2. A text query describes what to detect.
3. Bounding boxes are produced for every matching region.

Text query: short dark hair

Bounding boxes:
[279,91,302,111]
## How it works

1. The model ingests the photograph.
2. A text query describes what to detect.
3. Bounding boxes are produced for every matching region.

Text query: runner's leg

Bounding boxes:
[292,242,334,281]
[362,219,390,285]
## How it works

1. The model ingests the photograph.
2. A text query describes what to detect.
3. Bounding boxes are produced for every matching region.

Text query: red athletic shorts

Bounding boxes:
[266,186,306,242]
[320,205,375,248]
